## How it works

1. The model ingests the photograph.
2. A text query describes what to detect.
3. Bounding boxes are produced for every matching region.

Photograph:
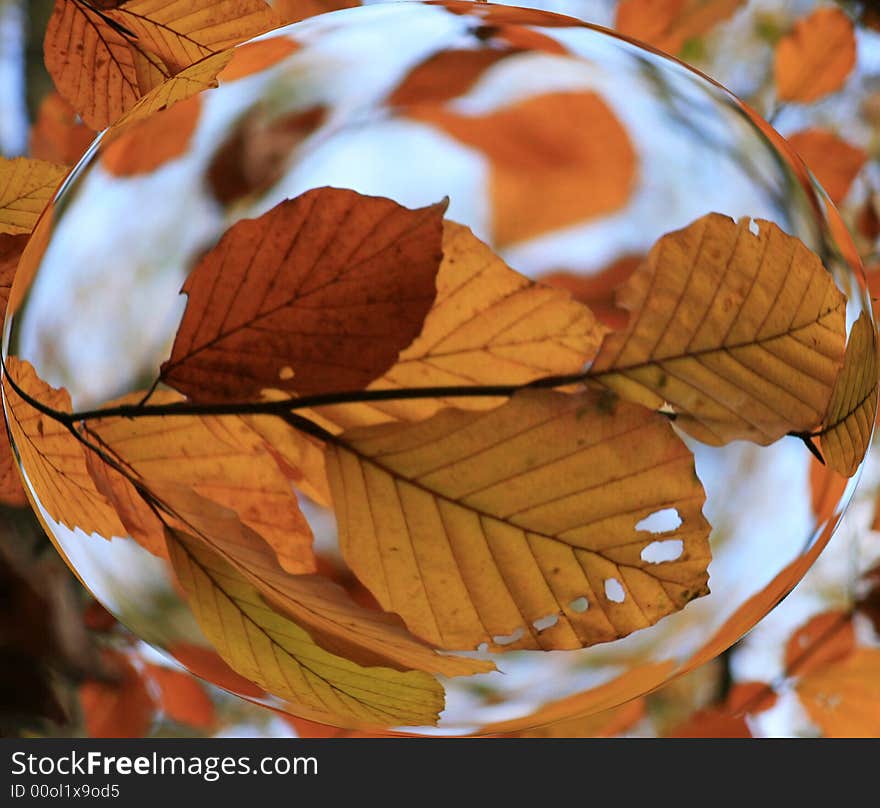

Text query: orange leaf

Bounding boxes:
[218,36,300,82]
[44,0,171,130]
[29,92,95,166]
[274,0,360,24]
[0,157,67,236]
[774,8,856,103]
[101,0,280,73]
[409,91,636,246]
[784,611,855,677]
[666,709,751,737]
[80,650,156,738]
[0,235,28,507]
[2,358,127,539]
[725,682,778,715]
[161,188,446,402]
[84,391,316,574]
[809,455,848,524]
[796,648,880,737]
[146,664,216,730]
[787,129,867,205]
[615,0,745,55]
[542,255,643,332]
[501,698,646,738]
[168,641,265,698]
[101,95,202,177]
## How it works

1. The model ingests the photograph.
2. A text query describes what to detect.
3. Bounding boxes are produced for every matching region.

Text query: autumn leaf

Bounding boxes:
[615,0,745,55]
[217,36,299,82]
[500,698,645,738]
[100,0,280,74]
[816,311,879,477]
[115,50,233,126]
[589,213,847,446]
[785,611,855,677]
[44,0,172,130]
[543,255,642,332]
[138,482,493,678]
[80,649,156,738]
[101,95,202,177]
[145,664,216,730]
[29,92,95,166]
[207,103,327,207]
[274,0,360,24]
[0,158,67,236]
[161,188,446,402]
[796,649,880,737]
[313,221,605,430]
[2,358,127,539]
[667,709,751,737]
[166,529,445,728]
[0,235,29,506]
[774,7,856,104]
[408,91,636,247]
[787,129,867,205]
[327,389,711,652]
[83,391,316,574]
[168,641,264,698]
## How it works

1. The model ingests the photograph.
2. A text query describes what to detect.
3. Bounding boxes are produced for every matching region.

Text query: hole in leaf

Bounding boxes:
[635,508,682,533]
[604,578,626,603]
[492,627,525,646]
[532,613,559,632]
[640,539,685,564]
[569,597,589,613]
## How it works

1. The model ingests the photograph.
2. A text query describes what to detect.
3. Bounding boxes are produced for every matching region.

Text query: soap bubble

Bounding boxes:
[3,2,873,735]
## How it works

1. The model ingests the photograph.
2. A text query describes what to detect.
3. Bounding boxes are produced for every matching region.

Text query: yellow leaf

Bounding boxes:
[149,482,493,677]
[103,0,280,73]
[817,311,879,477]
[83,391,315,574]
[166,529,445,728]
[0,158,67,236]
[774,7,856,104]
[313,221,606,431]
[615,0,745,55]
[327,389,711,652]
[787,129,867,205]
[409,91,637,247]
[114,50,234,127]
[796,649,880,737]
[589,213,847,446]
[44,0,171,130]
[2,358,126,539]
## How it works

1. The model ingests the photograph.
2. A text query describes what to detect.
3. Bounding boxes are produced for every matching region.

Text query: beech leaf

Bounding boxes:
[0,158,67,236]
[787,129,867,205]
[327,389,712,652]
[589,213,847,446]
[161,188,446,402]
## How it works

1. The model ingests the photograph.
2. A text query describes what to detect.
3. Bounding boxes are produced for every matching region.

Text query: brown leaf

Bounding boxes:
[615,0,745,55]
[29,92,95,166]
[787,129,867,205]
[542,255,643,332]
[501,698,645,738]
[817,311,879,476]
[0,158,67,236]
[84,391,316,574]
[2,358,127,539]
[101,94,202,177]
[408,91,636,247]
[785,611,855,677]
[208,104,327,207]
[311,221,606,430]
[44,0,171,130]
[274,0,360,24]
[80,649,157,738]
[161,188,446,402]
[666,709,751,737]
[328,389,711,652]
[145,664,216,730]
[168,641,265,698]
[589,213,847,446]
[725,682,778,715]
[774,7,856,103]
